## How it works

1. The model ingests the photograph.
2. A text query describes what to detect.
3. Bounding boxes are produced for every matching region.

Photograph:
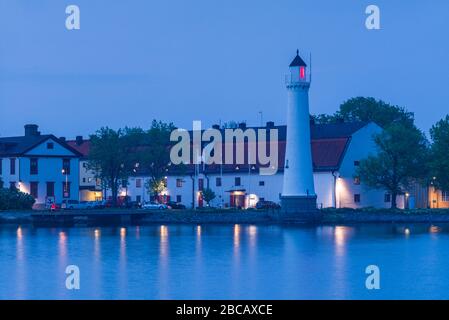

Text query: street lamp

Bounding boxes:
[62,168,68,198]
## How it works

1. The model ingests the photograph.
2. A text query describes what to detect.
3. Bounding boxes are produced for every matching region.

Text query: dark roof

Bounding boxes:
[0,134,83,157]
[135,122,368,175]
[289,51,307,67]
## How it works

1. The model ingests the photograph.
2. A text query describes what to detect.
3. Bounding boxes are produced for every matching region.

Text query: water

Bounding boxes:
[1,223,449,300]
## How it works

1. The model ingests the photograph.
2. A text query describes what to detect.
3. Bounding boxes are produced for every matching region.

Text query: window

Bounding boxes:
[235,177,241,186]
[384,193,391,203]
[47,142,54,149]
[46,182,55,197]
[353,176,360,185]
[216,177,222,187]
[82,162,87,168]
[300,66,305,79]
[63,182,71,198]
[354,160,360,167]
[62,159,70,175]
[30,182,38,199]
[354,194,361,203]
[176,178,183,188]
[0,158,2,175]
[136,179,142,188]
[10,158,16,175]
[9,182,16,190]
[136,195,141,204]
[82,178,86,183]
[176,195,182,203]
[198,178,204,191]
[30,158,38,175]
[259,181,265,186]
[442,191,449,202]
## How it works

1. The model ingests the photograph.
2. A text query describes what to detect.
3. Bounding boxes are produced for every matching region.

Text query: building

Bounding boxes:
[119,121,404,209]
[281,50,317,213]
[66,137,103,201]
[0,124,82,207]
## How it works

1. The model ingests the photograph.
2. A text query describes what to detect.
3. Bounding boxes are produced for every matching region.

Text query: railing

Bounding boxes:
[285,73,311,85]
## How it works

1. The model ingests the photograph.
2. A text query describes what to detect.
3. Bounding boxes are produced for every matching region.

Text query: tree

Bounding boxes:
[87,127,142,206]
[356,123,429,209]
[429,115,449,192]
[140,120,176,200]
[0,177,3,189]
[311,97,414,128]
[202,188,216,207]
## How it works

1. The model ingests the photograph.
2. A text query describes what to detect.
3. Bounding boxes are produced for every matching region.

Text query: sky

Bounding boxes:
[0,0,448,138]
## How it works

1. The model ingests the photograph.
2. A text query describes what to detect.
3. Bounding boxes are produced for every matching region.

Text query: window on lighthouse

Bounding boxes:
[300,67,305,79]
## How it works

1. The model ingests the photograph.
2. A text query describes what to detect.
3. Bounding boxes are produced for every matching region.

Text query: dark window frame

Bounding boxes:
[235,177,241,186]
[10,158,16,175]
[354,194,361,203]
[30,158,38,175]
[30,181,38,199]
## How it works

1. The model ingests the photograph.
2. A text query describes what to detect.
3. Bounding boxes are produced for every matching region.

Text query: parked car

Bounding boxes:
[255,200,281,210]
[166,201,186,210]
[93,200,106,209]
[121,201,141,209]
[61,200,94,210]
[141,202,168,210]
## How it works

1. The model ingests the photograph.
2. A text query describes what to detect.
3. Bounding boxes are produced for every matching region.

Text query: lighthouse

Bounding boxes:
[281,50,317,215]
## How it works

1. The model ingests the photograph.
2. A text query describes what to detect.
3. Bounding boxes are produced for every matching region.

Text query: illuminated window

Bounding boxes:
[300,67,305,79]
[442,191,449,202]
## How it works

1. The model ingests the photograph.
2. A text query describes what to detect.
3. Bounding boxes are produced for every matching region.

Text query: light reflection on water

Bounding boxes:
[2,223,449,299]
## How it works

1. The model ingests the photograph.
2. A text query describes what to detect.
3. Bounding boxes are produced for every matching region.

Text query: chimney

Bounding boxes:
[76,135,83,145]
[212,124,220,130]
[59,137,66,142]
[24,124,39,137]
[238,122,247,129]
[266,121,275,128]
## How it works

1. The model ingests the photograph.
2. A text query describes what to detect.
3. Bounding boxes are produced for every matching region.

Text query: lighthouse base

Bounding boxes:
[280,195,320,222]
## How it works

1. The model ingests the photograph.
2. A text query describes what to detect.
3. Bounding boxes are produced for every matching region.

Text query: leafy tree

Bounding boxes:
[0,177,3,189]
[356,123,429,209]
[87,127,142,206]
[311,97,414,128]
[202,188,216,207]
[140,120,176,200]
[430,115,449,192]
[0,188,35,210]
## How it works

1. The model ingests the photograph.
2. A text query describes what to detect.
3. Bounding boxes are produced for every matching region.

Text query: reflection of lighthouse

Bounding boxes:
[281,50,317,215]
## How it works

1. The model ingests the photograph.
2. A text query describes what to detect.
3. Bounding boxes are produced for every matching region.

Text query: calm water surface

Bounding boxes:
[1,223,449,299]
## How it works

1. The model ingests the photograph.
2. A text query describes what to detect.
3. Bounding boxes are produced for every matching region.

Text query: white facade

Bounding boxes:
[0,131,81,207]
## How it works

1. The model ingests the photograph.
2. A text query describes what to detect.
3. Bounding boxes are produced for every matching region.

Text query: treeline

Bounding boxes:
[313,97,449,209]
[87,120,176,205]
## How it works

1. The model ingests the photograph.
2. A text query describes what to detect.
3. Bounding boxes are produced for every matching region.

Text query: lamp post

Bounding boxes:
[62,168,68,198]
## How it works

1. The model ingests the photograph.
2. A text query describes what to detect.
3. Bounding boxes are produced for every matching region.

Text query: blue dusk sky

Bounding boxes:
[0,0,448,138]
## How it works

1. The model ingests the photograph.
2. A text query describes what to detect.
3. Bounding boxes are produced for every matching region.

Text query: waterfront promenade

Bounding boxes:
[2,208,449,226]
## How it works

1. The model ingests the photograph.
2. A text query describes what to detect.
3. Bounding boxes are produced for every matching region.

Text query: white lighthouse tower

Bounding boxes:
[281,50,317,215]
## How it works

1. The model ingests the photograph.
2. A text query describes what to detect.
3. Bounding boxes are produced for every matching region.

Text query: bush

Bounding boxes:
[0,188,35,210]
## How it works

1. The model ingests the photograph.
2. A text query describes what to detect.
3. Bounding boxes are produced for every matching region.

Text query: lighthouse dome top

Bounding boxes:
[289,50,307,67]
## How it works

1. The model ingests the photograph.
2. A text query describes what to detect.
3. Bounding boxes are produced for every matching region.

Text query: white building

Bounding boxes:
[67,137,103,201]
[120,121,404,209]
[0,124,82,207]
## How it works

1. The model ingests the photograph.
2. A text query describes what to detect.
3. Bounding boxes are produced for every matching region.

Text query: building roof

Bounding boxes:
[289,51,307,67]
[0,134,83,157]
[64,121,368,175]
[66,140,91,158]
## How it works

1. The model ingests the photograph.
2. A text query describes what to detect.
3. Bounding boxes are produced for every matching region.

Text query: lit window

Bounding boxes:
[300,67,305,79]
[442,191,449,202]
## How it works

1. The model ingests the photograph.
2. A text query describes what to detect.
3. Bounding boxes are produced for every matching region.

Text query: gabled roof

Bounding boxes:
[0,135,83,157]
[66,140,91,158]
[289,51,307,67]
